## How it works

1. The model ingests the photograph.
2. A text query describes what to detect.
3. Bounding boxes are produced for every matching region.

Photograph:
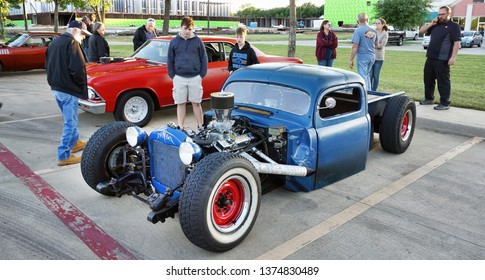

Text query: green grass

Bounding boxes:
[106,37,485,111]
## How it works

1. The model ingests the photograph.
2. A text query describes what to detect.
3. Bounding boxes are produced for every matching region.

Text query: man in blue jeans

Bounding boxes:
[46,20,91,166]
[349,13,378,91]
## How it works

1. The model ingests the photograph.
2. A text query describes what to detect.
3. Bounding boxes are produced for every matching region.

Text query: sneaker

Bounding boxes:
[71,140,86,153]
[434,104,450,110]
[58,155,81,166]
[419,99,434,105]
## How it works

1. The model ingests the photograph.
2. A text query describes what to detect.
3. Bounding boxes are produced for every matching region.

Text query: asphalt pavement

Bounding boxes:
[0,66,484,262]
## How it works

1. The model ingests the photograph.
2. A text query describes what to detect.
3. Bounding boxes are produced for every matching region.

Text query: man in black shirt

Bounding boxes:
[419,5,461,110]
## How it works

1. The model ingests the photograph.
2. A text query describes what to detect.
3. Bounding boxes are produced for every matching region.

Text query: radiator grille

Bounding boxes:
[151,140,185,189]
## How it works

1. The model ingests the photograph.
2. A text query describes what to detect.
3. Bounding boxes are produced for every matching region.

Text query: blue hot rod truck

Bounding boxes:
[81,63,416,252]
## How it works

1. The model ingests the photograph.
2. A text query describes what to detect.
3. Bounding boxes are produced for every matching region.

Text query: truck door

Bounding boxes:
[314,85,370,189]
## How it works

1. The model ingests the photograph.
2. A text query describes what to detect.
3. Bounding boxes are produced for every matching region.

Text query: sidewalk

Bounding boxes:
[416,104,485,138]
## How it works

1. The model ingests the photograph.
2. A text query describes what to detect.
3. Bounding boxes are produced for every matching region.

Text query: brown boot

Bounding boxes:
[58,155,81,166]
[71,140,86,153]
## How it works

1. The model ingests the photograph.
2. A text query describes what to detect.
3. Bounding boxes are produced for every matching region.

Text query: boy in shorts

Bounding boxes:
[167,17,208,131]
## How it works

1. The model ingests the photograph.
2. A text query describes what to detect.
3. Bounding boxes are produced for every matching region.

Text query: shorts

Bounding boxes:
[172,75,203,104]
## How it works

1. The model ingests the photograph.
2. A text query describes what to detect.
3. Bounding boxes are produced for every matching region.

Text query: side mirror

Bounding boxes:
[318,97,337,110]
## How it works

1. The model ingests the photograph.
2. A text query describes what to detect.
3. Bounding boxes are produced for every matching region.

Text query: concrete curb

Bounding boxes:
[416,105,485,138]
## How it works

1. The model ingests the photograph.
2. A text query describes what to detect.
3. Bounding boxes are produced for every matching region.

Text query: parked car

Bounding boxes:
[405,28,419,40]
[0,32,59,72]
[387,26,406,46]
[422,35,430,49]
[78,36,303,127]
[80,63,416,252]
[461,31,483,48]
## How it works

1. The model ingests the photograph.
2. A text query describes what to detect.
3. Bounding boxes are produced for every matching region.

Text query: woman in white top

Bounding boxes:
[371,18,389,91]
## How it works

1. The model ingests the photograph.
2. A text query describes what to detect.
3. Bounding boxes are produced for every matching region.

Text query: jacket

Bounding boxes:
[315,30,338,60]
[167,33,208,79]
[133,25,158,51]
[88,32,110,63]
[227,41,260,72]
[45,32,88,99]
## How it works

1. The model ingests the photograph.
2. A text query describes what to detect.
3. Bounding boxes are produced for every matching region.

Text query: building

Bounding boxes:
[8,0,231,24]
[324,0,485,32]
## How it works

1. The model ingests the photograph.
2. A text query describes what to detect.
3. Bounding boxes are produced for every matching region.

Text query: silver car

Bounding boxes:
[422,35,430,49]
[461,31,483,48]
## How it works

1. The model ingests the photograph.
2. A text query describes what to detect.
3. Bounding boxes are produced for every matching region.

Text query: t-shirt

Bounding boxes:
[352,24,378,60]
[426,20,461,61]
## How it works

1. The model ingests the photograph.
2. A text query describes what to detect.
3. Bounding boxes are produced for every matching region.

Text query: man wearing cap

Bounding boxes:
[133,18,158,51]
[45,20,92,166]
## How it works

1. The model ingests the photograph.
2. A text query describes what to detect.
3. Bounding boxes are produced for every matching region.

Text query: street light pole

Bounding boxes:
[207,0,210,35]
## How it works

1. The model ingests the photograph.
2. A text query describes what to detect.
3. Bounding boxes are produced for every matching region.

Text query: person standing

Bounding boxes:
[419,5,460,110]
[81,14,94,60]
[45,21,91,166]
[228,26,259,73]
[370,18,389,91]
[349,13,378,90]
[88,22,110,63]
[315,20,338,67]
[133,18,158,51]
[167,16,208,131]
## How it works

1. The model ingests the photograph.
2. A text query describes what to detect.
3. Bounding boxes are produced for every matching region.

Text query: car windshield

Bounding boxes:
[224,82,311,116]
[4,34,29,47]
[461,31,473,37]
[130,40,169,63]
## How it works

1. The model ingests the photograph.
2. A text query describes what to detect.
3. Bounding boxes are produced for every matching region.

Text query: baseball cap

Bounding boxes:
[68,20,92,35]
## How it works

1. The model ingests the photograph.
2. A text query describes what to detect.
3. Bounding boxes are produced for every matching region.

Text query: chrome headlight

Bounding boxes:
[87,87,97,100]
[126,126,147,147]
[179,141,202,165]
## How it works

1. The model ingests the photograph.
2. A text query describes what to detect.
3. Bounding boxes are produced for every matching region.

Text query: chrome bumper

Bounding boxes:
[78,99,106,114]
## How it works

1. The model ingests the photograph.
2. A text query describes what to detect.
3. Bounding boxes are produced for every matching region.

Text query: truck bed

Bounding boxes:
[367,91,406,117]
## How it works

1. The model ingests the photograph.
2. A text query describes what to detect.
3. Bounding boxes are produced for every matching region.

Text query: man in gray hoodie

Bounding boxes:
[167,16,208,131]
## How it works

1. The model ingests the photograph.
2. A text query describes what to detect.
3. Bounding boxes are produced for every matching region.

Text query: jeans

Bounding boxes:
[424,58,451,106]
[318,59,334,67]
[52,90,79,160]
[371,60,384,91]
[357,56,375,91]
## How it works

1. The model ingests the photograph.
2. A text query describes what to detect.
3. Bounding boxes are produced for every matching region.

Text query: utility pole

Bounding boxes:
[207,0,210,35]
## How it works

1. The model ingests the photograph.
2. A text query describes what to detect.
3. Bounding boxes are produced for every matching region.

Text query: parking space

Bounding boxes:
[1,70,484,260]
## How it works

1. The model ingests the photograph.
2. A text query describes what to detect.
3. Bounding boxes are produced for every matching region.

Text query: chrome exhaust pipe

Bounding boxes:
[240,152,314,177]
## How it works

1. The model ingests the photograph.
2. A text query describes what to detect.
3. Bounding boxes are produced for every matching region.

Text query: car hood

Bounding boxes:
[86,58,164,78]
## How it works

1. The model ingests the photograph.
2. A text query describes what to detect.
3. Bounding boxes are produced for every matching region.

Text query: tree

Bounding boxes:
[1,0,23,37]
[162,0,170,36]
[288,0,296,57]
[374,0,432,30]
[87,0,111,23]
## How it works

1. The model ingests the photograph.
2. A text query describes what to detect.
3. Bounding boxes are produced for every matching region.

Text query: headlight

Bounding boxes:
[126,126,147,147]
[179,141,202,165]
[87,87,97,100]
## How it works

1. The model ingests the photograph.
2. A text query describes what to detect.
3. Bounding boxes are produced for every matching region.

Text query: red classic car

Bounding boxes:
[0,32,59,72]
[78,36,303,126]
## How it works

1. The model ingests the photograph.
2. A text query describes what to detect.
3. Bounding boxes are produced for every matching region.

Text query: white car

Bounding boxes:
[405,29,419,40]
[422,35,430,49]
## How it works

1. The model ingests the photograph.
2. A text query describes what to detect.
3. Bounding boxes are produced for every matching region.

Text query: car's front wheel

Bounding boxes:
[114,90,154,127]
[179,153,261,252]
[81,121,134,196]
[397,37,404,46]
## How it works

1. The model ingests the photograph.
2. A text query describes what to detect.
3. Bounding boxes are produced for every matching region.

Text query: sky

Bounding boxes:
[231,0,325,12]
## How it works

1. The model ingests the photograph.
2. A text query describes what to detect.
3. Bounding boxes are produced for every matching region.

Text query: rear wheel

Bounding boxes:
[114,90,154,127]
[379,96,416,154]
[179,153,261,252]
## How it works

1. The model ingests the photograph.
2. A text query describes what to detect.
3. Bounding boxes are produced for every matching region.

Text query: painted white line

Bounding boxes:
[0,114,61,125]
[255,137,484,260]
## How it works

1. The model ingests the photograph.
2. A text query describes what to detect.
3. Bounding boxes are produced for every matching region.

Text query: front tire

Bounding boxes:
[397,37,404,46]
[179,153,261,252]
[81,121,133,195]
[379,96,416,154]
[114,90,154,127]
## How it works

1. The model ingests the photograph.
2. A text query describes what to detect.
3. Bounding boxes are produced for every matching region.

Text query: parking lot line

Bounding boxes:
[256,137,483,260]
[0,142,137,260]
[0,114,61,125]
